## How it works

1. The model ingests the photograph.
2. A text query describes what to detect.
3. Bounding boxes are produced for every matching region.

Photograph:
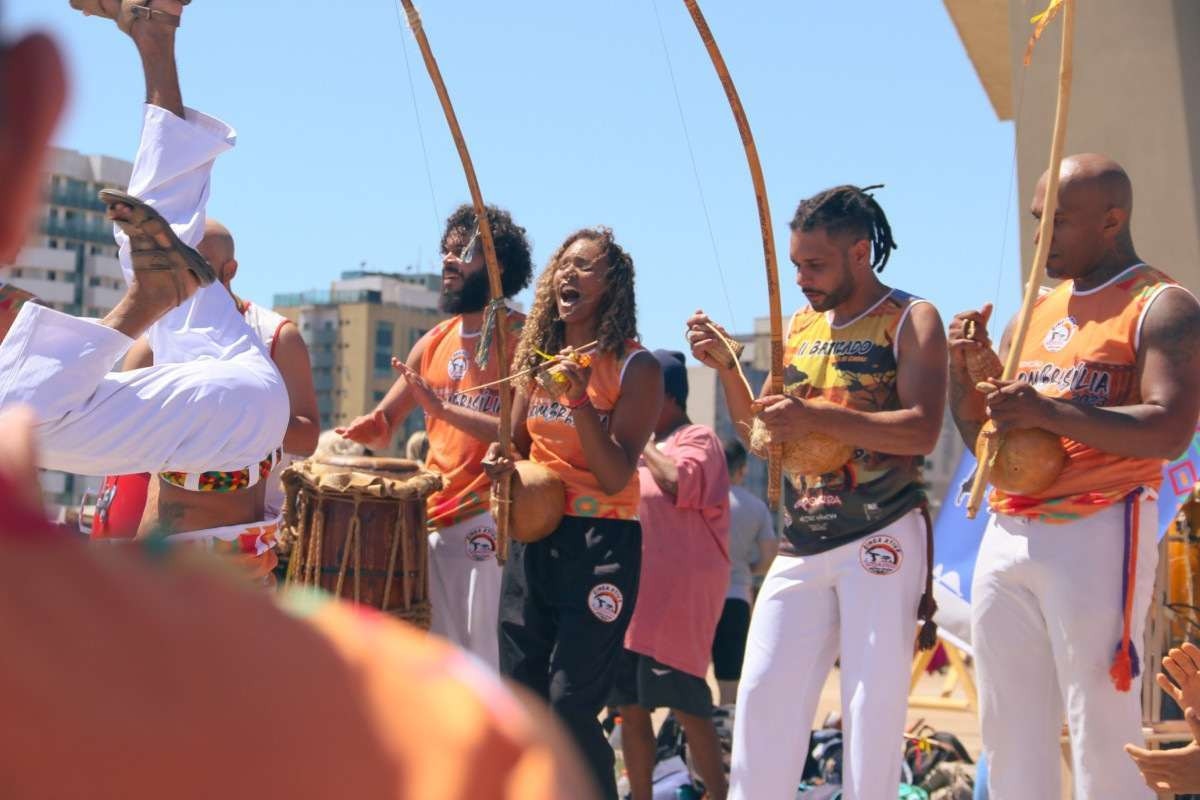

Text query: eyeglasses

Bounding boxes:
[558,254,607,275]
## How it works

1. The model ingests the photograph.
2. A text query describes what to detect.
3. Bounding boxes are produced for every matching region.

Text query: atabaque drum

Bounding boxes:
[280,456,442,630]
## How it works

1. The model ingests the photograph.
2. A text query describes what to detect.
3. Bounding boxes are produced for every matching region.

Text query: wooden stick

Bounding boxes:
[682,0,784,510]
[399,1,514,557]
[966,0,1076,519]
[458,340,600,393]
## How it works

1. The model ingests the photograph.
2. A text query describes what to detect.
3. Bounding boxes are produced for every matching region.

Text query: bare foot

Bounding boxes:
[69,0,121,19]
[100,201,200,338]
[108,200,201,306]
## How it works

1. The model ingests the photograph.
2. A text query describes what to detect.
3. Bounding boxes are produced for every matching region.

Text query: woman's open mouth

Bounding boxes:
[558,285,582,309]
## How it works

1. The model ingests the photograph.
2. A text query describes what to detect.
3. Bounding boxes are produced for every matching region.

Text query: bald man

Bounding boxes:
[948,154,1200,799]
[115,218,320,528]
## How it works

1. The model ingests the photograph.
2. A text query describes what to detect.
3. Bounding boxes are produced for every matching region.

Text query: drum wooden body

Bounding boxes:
[281,456,442,630]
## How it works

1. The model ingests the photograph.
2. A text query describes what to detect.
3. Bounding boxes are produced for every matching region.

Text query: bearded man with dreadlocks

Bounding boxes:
[688,185,947,800]
[483,227,663,800]
[339,204,533,670]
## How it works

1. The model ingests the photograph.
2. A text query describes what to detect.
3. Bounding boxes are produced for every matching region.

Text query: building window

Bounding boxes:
[374,322,395,378]
[47,272,56,281]
[373,391,386,403]
[48,240,59,249]
[89,276,101,287]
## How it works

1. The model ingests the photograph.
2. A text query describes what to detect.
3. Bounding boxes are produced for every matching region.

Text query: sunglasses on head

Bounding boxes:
[458,225,480,263]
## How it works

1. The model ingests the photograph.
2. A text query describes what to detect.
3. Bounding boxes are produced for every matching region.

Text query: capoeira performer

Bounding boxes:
[339,203,533,668]
[484,227,663,800]
[948,154,1200,800]
[688,185,947,800]
[0,0,288,567]
[96,218,321,538]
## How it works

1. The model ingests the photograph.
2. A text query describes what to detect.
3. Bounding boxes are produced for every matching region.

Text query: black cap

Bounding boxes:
[653,349,688,407]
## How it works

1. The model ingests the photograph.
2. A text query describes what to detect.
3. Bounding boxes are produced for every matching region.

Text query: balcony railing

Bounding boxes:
[273,289,382,307]
[48,185,108,212]
[41,218,115,245]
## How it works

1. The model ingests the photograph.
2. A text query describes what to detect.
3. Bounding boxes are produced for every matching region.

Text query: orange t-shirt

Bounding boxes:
[420,313,524,528]
[526,343,647,520]
[990,263,1188,521]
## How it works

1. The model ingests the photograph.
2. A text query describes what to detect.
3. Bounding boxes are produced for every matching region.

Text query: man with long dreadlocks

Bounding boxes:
[950,155,1200,800]
[339,204,533,670]
[483,227,663,800]
[688,185,947,800]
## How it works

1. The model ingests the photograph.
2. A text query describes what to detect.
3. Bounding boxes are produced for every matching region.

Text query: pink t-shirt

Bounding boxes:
[625,424,731,679]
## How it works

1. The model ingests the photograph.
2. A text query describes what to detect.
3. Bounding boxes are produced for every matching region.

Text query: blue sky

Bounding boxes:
[10,0,1026,356]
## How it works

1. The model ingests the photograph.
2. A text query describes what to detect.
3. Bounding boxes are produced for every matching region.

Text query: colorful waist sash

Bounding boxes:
[159,449,283,493]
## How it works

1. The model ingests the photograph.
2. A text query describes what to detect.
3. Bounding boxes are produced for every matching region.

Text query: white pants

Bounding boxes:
[730,509,926,800]
[428,511,502,671]
[0,105,286,475]
[973,498,1158,800]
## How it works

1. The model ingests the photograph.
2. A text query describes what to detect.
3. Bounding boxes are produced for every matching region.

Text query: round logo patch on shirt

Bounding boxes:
[588,583,624,623]
[448,348,469,381]
[1042,316,1078,353]
[465,528,496,561]
[859,534,902,576]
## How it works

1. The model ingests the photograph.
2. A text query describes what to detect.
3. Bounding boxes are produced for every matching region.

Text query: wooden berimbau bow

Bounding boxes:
[680,0,785,510]
[398,1,515,559]
[966,0,1076,519]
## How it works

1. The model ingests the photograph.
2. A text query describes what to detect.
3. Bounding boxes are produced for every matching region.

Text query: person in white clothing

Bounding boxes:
[119,218,320,520]
[0,0,287,569]
[688,184,947,800]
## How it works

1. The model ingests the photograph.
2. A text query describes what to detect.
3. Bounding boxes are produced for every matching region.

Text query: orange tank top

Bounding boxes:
[420,313,524,528]
[526,342,647,520]
[990,263,1187,521]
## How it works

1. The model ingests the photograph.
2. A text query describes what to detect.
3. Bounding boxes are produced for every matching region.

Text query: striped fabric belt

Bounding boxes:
[159,448,283,493]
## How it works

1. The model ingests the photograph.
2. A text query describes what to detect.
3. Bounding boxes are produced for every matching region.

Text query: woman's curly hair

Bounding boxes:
[513,227,639,394]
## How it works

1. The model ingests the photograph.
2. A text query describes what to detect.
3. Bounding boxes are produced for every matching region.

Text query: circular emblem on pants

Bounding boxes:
[465,528,496,561]
[588,583,624,623]
[859,534,902,576]
[448,348,469,381]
